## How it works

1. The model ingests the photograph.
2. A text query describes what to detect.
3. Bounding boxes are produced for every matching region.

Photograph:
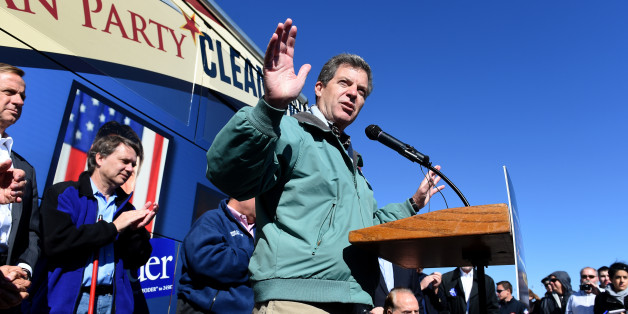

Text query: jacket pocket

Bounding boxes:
[312,203,336,255]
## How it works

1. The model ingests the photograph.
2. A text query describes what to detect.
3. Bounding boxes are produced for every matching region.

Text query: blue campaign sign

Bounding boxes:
[504,166,529,307]
[135,238,178,299]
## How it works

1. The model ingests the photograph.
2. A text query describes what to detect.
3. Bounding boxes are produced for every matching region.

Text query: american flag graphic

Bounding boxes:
[53,90,169,233]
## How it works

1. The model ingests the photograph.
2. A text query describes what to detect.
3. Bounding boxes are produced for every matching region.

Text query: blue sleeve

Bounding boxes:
[182,213,253,284]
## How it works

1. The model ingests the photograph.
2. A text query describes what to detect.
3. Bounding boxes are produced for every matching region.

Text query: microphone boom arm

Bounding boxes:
[365,124,470,207]
[424,163,470,207]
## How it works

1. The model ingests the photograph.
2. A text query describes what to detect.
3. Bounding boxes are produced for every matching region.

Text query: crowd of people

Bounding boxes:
[526,264,628,314]
[1,15,627,314]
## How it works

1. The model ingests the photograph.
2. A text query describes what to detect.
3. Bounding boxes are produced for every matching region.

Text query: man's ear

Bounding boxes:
[314,81,323,97]
[95,153,104,167]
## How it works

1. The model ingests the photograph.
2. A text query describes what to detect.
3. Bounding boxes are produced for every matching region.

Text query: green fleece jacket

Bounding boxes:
[206,99,415,305]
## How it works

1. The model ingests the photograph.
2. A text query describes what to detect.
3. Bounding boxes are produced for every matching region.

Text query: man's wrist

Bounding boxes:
[409,197,421,212]
[20,268,30,281]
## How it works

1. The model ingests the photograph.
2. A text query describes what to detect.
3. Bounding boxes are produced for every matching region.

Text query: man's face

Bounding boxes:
[120,157,141,194]
[550,276,563,294]
[95,143,137,188]
[460,266,473,273]
[389,291,420,314]
[543,280,553,293]
[580,268,599,285]
[496,285,508,301]
[0,72,25,132]
[315,64,368,131]
[599,270,611,288]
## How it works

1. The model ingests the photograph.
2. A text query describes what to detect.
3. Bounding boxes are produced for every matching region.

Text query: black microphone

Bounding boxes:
[365,124,430,167]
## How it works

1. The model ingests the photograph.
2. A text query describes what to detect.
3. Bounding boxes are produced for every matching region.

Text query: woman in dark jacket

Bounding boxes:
[594,262,628,314]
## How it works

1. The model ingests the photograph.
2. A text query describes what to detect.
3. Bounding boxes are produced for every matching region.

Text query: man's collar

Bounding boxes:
[309,105,327,125]
[310,105,351,149]
[0,134,13,153]
[89,178,117,201]
[460,268,474,277]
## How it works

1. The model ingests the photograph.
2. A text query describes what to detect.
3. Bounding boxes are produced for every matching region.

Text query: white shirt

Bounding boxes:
[565,290,596,314]
[460,268,474,303]
[0,136,14,254]
[378,258,395,293]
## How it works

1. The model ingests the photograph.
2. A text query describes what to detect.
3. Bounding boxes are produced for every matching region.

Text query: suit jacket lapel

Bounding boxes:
[378,266,389,294]
[470,271,479,300]
[452,270,467,309]
[6,152,24,263]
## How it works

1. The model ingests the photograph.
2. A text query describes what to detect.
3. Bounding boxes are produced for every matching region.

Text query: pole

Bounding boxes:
[88,215,103,314]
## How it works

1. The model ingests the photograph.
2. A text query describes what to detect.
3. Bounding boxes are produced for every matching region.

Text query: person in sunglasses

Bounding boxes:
[496,281,527,314]
[539,271,573,314]
[565,267,600,314]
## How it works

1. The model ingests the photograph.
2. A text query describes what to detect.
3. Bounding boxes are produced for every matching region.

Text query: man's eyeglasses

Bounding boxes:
[581,275,596,279]
[550,278,559,282]
[496,289,505,293]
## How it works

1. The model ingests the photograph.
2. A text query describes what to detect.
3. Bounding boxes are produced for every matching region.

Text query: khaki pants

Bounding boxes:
[253,300,356,314]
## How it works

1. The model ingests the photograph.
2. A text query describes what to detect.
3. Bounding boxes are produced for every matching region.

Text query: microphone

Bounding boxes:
[365,124,430,167]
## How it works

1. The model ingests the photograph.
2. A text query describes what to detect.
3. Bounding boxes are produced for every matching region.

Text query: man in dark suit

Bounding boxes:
[418,269,449,314]
[373,258,422,312]
[441,266,499,314]
[0,63,39,310]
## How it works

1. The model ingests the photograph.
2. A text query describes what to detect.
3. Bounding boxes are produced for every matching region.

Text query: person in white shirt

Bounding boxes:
[566,267,601,314]
[0,63,37,311]
[442,266,499,314]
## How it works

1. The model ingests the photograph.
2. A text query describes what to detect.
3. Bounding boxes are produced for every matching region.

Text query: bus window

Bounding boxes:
[191,183,227,224]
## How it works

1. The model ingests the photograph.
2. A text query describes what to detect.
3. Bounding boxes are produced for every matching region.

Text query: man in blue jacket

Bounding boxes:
[34,134,158,313]
[206,19,444,313]
[177,197,255,313]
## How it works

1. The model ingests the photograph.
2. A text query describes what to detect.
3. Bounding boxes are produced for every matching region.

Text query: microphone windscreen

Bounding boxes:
[365,124,382,140]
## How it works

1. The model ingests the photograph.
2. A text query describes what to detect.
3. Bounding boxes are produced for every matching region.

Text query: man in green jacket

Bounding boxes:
[206,18,444,313]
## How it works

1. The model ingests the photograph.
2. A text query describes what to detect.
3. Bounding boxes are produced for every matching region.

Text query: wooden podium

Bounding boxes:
[348,203,514,269]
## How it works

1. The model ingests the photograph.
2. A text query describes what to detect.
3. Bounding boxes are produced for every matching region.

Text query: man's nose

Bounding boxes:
[346,85,357,99]
[11,94,24,106]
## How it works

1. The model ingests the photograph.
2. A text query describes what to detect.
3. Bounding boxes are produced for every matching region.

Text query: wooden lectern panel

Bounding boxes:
[348,203,514,269]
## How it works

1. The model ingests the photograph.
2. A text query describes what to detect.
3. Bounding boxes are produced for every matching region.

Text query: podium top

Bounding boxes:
[348,203,514,269]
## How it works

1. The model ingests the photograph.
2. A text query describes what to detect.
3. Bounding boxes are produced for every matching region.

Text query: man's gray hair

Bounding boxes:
[316,53,373,97]
[87,134,142,174]
[0,63,25,77]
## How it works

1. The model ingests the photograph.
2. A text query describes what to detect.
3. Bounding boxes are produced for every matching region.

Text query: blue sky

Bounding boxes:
[212,0,628,297]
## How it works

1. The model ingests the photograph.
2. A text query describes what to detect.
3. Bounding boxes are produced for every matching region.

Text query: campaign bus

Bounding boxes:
[1,0,306,311]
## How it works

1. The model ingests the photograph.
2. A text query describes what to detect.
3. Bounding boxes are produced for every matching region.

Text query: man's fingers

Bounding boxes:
[136,210,156,229]
[12,169,25,181]
[280,18,293,47]
[430,185,445,197]
[296,64,312,86]
[0,160,11,172]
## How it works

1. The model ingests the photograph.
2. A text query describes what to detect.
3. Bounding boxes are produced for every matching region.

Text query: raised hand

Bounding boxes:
[263,18,311,109]
[420,272,442,291]
[0,159,25,204]
[411,165,445,210]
